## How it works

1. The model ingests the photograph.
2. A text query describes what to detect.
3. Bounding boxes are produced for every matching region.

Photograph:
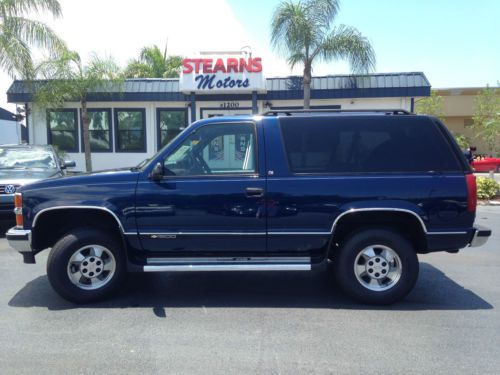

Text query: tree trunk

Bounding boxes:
[81,99,92,172]
[303,62,312,109]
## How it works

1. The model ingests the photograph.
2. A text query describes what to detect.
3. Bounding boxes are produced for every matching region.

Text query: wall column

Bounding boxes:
[190,92,196,123]
[252,91,258,114]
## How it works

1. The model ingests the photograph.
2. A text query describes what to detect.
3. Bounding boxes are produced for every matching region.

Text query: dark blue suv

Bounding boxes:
[7,110,491,304]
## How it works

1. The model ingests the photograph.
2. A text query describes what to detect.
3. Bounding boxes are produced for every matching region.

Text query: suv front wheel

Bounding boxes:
[47,228,126,303]
[334,229,419,304]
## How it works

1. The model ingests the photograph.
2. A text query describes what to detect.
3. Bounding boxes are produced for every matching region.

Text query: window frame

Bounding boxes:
[46,108,79,153]
[156,107,188,151]
[79,108,113,153]
[114,108,147,153]
[161,121,260,179]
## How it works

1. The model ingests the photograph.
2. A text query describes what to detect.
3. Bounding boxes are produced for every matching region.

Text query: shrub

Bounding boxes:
[453,132,471,150]
[476,176,500,199]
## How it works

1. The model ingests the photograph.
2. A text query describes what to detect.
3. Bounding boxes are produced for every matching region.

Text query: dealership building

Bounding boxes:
[6,53,431,171]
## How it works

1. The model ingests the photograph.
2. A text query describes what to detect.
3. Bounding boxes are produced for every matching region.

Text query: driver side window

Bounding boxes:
[163,123,257,176]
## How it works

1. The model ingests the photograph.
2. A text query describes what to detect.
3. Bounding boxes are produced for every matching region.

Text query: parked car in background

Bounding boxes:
[0,145,75,225]
[472,156,500,172]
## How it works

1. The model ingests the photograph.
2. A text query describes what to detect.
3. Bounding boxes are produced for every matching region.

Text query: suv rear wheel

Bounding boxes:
[334,229,419,304]
[47,228,126,303]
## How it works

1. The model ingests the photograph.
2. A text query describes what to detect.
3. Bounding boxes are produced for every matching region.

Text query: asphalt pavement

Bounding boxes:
[0,206,499,374]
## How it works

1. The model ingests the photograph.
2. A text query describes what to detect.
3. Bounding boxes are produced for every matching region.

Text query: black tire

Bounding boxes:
[333,229,419,305]
[47,228,126,303]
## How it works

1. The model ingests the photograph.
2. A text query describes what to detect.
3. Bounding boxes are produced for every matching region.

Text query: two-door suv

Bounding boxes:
[7,110,491,304]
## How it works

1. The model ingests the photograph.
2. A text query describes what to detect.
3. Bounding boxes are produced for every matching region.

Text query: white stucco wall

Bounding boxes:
[0,119,21,145]
[27,96,417,171]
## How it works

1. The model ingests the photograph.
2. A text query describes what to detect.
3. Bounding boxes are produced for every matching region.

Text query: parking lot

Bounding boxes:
[0,206,498,374]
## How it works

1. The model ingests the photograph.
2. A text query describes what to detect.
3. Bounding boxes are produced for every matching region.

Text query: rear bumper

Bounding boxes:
[469,226,491,247]
[422,225,491,253]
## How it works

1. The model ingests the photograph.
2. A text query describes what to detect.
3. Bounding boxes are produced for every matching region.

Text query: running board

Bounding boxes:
[143,257,311,272]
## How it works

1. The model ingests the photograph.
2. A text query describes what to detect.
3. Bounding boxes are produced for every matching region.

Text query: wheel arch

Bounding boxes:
[328,208,428,257]
[31,206,128,252]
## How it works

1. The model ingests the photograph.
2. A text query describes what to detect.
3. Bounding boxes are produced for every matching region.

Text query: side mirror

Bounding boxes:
[60,159,76,169]
[64,160,76,168]
[150,162,164,181]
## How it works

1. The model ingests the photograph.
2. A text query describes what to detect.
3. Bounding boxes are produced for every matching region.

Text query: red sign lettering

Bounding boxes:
[182,57,263,74]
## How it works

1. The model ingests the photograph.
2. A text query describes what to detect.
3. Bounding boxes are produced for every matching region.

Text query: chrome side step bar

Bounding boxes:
[143,257,312,272]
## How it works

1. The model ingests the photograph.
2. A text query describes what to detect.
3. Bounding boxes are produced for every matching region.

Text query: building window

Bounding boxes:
[114,109,146,152]
[81,109,112,152]
[157,108,187,149]
[47,109,78,152]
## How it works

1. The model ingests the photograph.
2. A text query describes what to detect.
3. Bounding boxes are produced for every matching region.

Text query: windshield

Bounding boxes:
[0,147,58,170]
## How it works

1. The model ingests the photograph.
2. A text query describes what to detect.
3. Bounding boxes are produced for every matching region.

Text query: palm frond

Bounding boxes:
[305,0,339,30]
[271,1,312,57]
[125,45,182,78]
[4,16,66,51]
[0,30,32,77]
[0,0,62,18]
[286,52,306,70]
[35,49,80,80]
[317,25,376,73]
[123,60,153,78]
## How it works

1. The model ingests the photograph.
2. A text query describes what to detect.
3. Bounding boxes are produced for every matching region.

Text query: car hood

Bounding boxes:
[0,169,61,186]
[18,168,140,192]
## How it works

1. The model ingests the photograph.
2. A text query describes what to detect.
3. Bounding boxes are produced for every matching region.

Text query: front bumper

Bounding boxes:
[6,227,35,263]
[470,225,491,247]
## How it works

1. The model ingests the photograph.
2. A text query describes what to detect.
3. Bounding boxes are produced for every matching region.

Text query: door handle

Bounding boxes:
[245,187,264,198]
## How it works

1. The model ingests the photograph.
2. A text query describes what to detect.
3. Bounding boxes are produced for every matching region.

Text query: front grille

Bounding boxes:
[0,185,19,195]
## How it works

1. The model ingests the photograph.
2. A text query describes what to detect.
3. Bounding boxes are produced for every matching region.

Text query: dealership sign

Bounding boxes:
[179,55,266,94]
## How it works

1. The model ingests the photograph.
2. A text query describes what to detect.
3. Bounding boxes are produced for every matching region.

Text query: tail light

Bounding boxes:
[465,174,477,212]
[14,193,23,227]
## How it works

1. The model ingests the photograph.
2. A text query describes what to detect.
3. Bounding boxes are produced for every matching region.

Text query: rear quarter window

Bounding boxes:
[280,116,462,174]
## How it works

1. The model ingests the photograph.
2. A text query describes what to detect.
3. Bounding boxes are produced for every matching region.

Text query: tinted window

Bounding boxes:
[280,116,461,173]
[164,123,257,176]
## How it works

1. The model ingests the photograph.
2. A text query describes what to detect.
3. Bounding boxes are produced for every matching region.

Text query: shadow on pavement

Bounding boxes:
[8,262,493,313]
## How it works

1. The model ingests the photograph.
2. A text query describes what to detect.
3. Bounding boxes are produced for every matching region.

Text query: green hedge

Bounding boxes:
[477,177,500,200]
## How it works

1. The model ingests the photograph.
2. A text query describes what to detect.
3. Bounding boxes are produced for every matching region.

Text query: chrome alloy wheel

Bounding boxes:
[354,244,402,291]
[67,245,116,290]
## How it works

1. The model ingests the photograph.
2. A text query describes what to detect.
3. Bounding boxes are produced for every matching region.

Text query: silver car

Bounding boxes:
[0,145,75,224]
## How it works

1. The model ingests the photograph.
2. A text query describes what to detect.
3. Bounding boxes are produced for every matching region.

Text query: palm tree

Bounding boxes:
[35,50,123,172]
[124,45,182,78]
[271,0,375,109]
[0,0,65,77]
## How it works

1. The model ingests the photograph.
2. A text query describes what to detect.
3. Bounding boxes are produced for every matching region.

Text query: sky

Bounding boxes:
[1,0,499,111]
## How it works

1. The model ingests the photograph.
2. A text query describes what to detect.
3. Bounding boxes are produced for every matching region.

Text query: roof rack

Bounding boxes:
[260,109,411,116]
